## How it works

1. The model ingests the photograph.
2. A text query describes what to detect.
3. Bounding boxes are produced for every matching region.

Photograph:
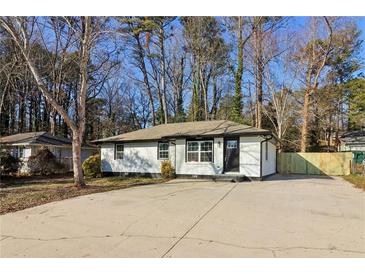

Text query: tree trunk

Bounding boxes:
[248,82,255,126]
[50,110,56,135]
[327,114,332,151]
[300,91,310,152]
[232,17,244,123]
[18,91,25,132]
[210,77,218,119]
[175,57,185,121]
[254,21,264,129]
[335,105,340,151]
[277,124,283,153]
[198,65,210,121]
[159,25,168,124]
[72,133,85,187]
[28,95,33,132]
[255,71,263,129]
[134,33,156,126]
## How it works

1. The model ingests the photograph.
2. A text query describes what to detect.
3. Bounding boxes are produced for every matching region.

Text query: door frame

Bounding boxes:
[223,136,240,173]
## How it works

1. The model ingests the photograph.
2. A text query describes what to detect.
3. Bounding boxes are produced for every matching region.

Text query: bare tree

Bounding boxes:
[295,17,333,152]
[121,17,157,125]
[249,17,287,129]
[0,16,97,187]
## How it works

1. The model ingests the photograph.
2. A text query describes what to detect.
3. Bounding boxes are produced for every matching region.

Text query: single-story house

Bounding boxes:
[340,130,365,152]
[0,131,98,172]
[93,120,277,180]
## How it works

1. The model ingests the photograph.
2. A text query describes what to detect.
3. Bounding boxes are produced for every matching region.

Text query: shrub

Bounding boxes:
[0,150,19,174]
[82,154,101,178]
[27,146,65,175]
[160,160,175,179]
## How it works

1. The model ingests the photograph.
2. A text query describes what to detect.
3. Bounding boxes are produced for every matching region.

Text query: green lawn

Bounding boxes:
[0,176,167,214]
[342,174,365,191]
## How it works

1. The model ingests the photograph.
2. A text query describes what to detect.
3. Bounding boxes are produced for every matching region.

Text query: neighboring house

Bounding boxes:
[93,120,277,180]
[0,132,98,172]
[340,130,365,152]
[340,130,365,170]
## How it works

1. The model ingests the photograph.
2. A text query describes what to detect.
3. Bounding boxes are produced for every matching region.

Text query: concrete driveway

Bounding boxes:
[1,175,364,257]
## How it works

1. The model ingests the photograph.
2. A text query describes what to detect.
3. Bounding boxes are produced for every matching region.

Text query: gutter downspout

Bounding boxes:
[259,134,273,180]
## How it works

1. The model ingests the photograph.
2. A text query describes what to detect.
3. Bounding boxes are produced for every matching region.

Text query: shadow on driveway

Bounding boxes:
[263,174,334,181]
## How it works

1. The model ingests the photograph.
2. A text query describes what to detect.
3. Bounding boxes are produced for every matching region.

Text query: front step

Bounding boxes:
[212,174,249,183]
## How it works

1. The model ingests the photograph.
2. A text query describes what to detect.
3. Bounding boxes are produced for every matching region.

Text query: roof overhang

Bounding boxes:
[93,131,273,144]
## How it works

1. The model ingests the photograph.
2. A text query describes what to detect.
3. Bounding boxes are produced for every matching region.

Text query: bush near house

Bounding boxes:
[0,150,19,175]
[160,160,175,179]
[27,146,65,175]
[82,154,101,178]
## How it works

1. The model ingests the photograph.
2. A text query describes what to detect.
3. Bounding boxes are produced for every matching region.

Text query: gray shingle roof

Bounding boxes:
[0,132,95,148]
[93,120,271,143]
[341,130,365,143]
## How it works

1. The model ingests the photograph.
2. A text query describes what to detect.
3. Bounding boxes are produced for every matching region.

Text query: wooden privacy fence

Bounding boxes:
[277,152,352,176]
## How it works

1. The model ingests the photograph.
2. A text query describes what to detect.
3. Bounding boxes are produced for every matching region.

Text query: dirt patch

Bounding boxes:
[342,175,365,190]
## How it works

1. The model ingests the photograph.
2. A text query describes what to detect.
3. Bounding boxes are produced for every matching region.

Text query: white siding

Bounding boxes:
[18,147,32,173]
[22,147,32,159]
[175,137,224,176]
[341,144,365,152]
[239,136,261,177]
[100,136,276,178]
[101,141,166,173]
[261,140,276,176]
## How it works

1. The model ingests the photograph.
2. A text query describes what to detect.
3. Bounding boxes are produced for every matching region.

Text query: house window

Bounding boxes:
[115,144,124,160]
[18,147,24,158]
[187,141,199,162]
[265,141,268,161]
[11,147,18,158]
[227,140,237,149]
[187,140,213,163]
[158,142,169,160]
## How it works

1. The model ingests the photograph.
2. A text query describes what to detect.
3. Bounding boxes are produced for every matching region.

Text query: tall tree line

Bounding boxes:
[1,16,364,184]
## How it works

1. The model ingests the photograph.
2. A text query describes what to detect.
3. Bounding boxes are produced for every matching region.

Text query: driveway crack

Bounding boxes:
[0,233,177,242]
[0,236,10,241]
[182,236,365,256]
[161,184,238,258]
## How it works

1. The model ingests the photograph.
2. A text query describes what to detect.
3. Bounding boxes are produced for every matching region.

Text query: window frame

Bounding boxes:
[157,141,169,160]
[18,146,25,158]
[114,144,124,160]
[186,139,214,163]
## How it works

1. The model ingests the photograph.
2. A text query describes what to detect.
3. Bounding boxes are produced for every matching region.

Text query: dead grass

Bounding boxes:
[342,174,365,191]
[0,176,167,214]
